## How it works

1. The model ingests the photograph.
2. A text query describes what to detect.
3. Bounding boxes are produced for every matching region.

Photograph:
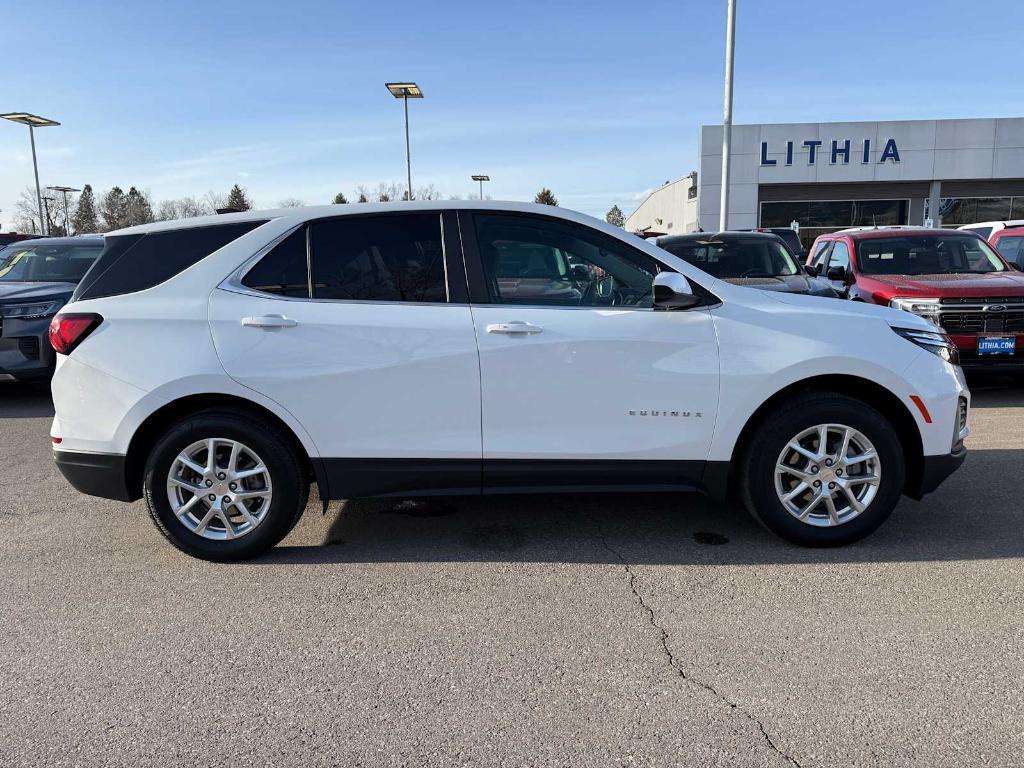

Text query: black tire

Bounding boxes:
[143,410,309,561]
[740,393,905,547]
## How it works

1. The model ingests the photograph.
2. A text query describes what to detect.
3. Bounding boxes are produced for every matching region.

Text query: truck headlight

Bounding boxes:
[892,326,960,365]
[0,300,62,319]
[889,297,941,326]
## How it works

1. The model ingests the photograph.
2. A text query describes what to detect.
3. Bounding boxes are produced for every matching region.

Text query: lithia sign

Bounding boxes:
[760,138,900,166]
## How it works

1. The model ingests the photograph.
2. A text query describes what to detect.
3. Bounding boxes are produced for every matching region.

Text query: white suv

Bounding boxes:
[49,201,969,561]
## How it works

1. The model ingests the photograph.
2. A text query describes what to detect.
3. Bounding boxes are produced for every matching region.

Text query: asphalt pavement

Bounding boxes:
[1,378,1022,767]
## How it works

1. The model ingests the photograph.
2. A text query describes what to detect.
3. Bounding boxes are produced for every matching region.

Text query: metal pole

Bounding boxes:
[479,179,484,200]
[404,92,412,201]
[29,125,45,235]
[718,0,737,232]
[61,189,71,235]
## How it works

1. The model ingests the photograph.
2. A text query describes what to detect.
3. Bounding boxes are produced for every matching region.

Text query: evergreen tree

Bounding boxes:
[534,188,558,206]
[100,186,128,231]
[71,184,99,234]
[125,186,155,227]
[226,184,252,211]
[605,205,625,227]
[333,192,348,204]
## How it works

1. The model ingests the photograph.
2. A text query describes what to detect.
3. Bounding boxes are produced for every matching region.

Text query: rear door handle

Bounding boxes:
[486,321,543,335]
[241,314,298,329]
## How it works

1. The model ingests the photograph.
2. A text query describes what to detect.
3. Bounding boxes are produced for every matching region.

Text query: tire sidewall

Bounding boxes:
[143,412,305,561]
[745,397,905,546]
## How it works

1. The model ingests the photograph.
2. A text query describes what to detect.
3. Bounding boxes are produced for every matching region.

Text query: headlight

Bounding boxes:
[0,300,62,319]
[892,326,960,365]
[889,297,941,326]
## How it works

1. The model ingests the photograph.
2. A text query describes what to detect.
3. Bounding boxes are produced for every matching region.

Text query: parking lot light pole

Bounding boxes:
[1,113,60,236]
[385,83,424,201]
[471,174,490,200]
[48,185,80,236]
[719,0,736,231]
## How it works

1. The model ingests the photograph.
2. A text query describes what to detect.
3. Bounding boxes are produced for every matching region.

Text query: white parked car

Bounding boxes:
[49,202,969,561]
[957,219,1024,240]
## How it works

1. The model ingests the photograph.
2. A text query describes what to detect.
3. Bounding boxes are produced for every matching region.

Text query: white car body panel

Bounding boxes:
[471,304,720,460]
[208,288,482,459]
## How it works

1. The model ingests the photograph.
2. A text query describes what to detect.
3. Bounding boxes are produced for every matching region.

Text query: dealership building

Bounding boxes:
[626,117,1024,249]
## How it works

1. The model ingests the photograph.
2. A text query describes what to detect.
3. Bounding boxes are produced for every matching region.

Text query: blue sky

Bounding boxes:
[2,0,1023,230]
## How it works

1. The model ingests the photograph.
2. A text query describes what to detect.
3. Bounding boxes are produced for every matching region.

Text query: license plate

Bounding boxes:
[977,336,1016,355]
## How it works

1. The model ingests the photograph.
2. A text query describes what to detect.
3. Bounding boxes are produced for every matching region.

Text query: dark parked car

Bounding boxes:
[734,227,805,259]
[656,232,836,297]
[0,236,104,381]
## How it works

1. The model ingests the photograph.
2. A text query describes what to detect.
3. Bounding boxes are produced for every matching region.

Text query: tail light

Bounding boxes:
[48,313,103,355]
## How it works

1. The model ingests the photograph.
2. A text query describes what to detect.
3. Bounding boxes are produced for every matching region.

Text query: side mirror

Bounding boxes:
[826,265,847,281]
[653,272,700,309]
[804,263,820,277]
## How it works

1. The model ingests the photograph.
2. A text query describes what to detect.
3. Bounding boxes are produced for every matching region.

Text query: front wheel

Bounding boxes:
[143,410,309,561]
[740,393,905,546]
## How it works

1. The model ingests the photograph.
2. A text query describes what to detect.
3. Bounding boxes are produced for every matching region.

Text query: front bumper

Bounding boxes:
[54,450,136,502]
[907,445,967,500]
[951,333,1024,370]
[0,317,56,380]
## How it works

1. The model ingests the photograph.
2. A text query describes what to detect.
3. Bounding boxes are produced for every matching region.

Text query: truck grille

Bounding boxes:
[936,297,1024,334]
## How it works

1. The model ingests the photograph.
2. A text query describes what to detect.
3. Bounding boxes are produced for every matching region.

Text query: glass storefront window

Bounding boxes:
[760,199,910,250]
[929,197,1013,225]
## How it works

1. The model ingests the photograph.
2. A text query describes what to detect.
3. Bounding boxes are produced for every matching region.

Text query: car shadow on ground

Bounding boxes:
[0,382,54,418]
[257,444,1024,568]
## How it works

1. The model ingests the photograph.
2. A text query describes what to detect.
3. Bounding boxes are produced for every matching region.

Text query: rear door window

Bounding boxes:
[241,228,309,298]
[75,221,266,301]
[309,213,447,302]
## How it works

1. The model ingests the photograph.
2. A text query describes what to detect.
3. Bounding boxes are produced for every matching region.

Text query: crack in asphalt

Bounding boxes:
[598,524,802,768]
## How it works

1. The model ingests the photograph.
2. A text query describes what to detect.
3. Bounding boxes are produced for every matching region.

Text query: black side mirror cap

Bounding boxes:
[826,265,847,281]
[804,264,819,277]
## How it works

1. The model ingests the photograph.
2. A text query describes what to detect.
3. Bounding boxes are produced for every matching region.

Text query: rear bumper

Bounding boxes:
[907,446,967,500]
[54,450,136,502]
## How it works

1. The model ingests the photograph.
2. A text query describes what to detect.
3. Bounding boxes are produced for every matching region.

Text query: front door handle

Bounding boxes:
[241,314,298,329]
[486,321,544,336]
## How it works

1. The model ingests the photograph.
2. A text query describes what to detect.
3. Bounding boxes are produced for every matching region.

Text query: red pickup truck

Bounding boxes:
[806,227,1024,370]
[989,227,1024,269]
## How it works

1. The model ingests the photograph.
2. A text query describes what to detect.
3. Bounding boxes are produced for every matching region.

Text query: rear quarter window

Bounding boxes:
[74,221,266,301]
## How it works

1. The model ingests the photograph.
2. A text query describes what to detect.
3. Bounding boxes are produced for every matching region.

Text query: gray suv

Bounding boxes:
[0,236,104,381]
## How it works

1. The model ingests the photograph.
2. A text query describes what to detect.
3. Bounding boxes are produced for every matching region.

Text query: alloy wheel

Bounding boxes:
[166,438,273,540]
[773,423,881,527]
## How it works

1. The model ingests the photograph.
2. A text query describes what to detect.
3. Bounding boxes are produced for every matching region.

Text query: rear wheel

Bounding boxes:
[143,410,308,561]
[740,393,905,546]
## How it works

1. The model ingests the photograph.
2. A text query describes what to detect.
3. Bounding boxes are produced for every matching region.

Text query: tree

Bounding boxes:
[125,187,155,227]
[277,197,305,208]
[534,188,558,206]
[226,184,253,211]
[100,186,128,231]
[333,192,348,204]
[72,185,99,234]
[605,205,625,227]
[156,196,210,220]
[356,185,370,203]
[12,187,42,233]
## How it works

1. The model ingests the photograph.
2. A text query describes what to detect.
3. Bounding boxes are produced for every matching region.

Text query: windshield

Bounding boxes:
[658,239,799,278]
[856,235,1007,275]
[0,242,103,283]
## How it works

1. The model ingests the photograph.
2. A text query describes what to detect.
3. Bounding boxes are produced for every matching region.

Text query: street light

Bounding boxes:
[471,175,490,200]
[385,82,423,201]
[47,185,80,236]
[1,112,60,236]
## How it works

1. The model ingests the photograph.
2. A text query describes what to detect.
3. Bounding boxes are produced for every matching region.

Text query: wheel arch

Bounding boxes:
[706,374,923,501]
[124,393,326,501]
